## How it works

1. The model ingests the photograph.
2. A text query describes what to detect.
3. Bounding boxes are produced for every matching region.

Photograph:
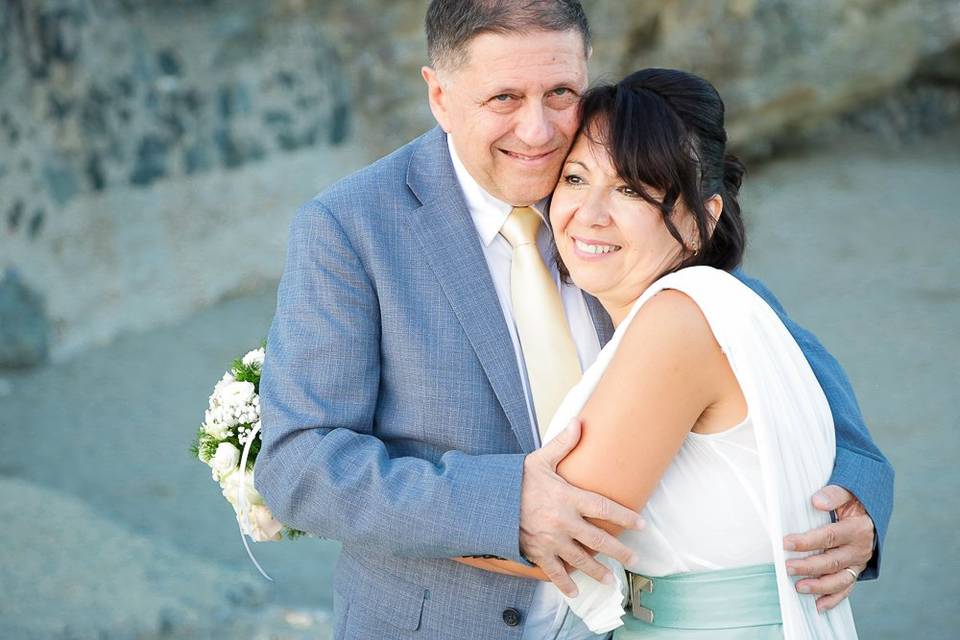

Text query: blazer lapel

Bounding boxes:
[583,292,614,346]
[405,128,536,453]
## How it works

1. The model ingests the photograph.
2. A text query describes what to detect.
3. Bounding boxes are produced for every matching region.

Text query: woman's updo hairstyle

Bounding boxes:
[574,68,746,273]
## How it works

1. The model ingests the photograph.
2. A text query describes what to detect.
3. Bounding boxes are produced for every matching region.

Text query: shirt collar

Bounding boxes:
[447,134,549,247]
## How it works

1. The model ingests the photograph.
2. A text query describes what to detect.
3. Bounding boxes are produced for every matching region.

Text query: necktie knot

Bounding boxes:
[500,206,542,248]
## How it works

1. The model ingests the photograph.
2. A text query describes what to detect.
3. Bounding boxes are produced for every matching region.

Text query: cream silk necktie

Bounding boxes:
[500,206,582,440]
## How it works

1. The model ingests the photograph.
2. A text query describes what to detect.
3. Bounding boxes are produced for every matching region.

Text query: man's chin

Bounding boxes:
[498,180,559,207]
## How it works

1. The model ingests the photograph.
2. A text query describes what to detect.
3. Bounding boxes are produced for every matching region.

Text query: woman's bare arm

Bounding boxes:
[455,290,743,578]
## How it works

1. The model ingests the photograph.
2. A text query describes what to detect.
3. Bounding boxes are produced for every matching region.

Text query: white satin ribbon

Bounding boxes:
[237,420,273,581]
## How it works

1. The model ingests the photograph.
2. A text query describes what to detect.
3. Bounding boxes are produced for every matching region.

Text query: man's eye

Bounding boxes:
[492,94,514,102]
[551,88,571,96]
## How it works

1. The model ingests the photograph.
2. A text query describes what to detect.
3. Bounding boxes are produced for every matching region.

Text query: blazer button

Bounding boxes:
[502,607,521,627]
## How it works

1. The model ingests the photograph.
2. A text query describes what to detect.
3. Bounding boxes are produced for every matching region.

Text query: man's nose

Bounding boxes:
[514,102,553,149]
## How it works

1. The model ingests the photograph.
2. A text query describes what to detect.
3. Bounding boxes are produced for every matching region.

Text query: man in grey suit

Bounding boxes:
[256,1,892,638]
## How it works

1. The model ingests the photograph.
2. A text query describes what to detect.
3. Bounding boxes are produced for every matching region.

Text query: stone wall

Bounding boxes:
[0,0,378,362]
[2,0,958,365]
[586,0,960,154]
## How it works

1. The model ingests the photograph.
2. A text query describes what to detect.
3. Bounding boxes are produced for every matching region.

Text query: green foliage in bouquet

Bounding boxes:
[189,426,219,464]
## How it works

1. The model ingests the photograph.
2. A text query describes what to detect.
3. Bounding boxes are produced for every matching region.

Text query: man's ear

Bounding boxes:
[704,194,723,235]
[422,66,452,132]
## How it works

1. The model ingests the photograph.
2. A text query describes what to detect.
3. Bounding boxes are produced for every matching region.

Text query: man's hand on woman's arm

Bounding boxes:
[518,419,644,596]
[455,419,645,598]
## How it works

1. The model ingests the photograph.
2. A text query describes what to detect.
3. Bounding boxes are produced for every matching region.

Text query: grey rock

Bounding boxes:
[156,48,182,77]
[0,476,270,640]
[129,135,169,186]
[6,199,25,232]
[329,101,350,145]
[0,477,264,638]
[589,0,960,151]
[214,128,265,168]
[0,268,49,369]
[28,207,44,238]
[916,42,960,83]
[42,162,79,205]
[183,142,213,175]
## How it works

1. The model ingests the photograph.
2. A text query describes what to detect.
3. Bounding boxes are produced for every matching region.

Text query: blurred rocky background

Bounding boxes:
[1,0,958,638]
[2,0,958,363]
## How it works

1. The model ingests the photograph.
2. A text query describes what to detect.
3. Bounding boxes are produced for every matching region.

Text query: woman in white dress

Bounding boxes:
[459,68,858,639]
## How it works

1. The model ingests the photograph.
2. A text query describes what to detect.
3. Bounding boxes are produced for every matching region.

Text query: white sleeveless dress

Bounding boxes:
[542,267,858,639]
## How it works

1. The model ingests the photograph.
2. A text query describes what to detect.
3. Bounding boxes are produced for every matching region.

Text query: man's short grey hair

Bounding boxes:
[425,0,591,71]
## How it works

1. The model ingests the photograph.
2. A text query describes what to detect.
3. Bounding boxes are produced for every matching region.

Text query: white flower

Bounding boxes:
[242,347,265,368]
[214,371,236,393]
[244,504,284,542]
[206,373,243,431]
[217,380,256,409]
[220,467,262,509]
[208,373,236,408]
[210,442,240,480]
[203,417,231,440]
[237,420,262,446]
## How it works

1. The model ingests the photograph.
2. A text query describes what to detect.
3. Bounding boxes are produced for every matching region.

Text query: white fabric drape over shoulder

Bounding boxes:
[541,266,858,639]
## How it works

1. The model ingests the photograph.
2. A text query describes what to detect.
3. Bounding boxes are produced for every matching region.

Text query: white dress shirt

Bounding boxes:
[447,136,602,639]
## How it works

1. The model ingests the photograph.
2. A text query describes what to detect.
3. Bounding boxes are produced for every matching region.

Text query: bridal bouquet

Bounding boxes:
[191,346,305,543]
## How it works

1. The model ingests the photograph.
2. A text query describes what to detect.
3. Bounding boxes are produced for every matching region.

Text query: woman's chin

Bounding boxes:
[565,270,609,299]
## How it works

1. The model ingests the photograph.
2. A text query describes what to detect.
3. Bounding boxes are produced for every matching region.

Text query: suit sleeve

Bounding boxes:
[254,199,527,562]
[733,269,894,580]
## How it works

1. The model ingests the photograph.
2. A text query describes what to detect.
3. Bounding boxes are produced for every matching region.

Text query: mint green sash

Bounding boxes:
[616,564,783,639]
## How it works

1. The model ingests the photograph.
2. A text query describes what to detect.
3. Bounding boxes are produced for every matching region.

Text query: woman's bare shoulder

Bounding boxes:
[619,287,721,365]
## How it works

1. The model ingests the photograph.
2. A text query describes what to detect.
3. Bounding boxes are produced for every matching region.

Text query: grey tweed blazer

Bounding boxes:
[255,125,614,639]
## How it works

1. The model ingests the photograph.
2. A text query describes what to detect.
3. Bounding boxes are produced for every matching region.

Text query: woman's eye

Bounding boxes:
[618,186,640,197]
[563,174,584,185]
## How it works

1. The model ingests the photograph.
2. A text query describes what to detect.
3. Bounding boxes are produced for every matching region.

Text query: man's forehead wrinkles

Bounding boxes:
[464,49,584,73]
[483,57,583,78]
[466,70,585,96]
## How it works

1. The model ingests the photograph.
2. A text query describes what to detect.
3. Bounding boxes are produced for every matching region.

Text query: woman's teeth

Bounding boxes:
[574,239,621,255]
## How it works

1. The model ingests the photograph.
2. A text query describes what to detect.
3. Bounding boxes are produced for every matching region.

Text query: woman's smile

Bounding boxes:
[571,236,623,259]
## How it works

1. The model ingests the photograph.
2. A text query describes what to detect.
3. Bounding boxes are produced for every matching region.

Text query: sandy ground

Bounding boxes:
[1,129,957,638]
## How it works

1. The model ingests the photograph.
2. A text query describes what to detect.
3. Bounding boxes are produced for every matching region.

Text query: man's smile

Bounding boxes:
[499,148,559,164]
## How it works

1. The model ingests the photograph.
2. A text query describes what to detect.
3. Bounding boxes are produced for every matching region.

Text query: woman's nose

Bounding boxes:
[574,191,612,226]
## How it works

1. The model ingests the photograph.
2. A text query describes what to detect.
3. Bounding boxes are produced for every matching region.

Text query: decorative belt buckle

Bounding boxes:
[627,572,654,624]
